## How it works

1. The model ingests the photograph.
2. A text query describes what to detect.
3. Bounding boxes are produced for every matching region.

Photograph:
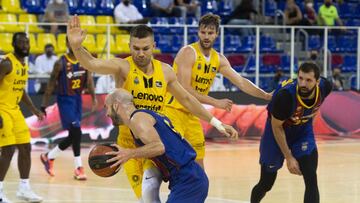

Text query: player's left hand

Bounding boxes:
[33,108,45,121]
[106,144,133,168]
[221,124,238,140]
[91,99,98,112]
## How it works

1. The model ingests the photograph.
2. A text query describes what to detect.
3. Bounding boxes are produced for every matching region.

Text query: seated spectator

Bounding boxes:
[151,0,182,17]
[317,0,344,27]
[226,0,258,36]
[114,0,149,24]
[43,0,70,34]
[95,75,115,94]
[175,0,201,19]
[304,0,317,25]
[284,0,311,26]
[33,44,58,93]
[331,68,344,91]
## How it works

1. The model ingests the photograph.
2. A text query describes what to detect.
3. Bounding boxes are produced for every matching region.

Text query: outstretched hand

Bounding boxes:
[67,15,87,50]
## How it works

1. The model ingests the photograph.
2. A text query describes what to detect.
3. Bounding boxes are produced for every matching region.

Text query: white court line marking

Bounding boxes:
[5,182,249,203]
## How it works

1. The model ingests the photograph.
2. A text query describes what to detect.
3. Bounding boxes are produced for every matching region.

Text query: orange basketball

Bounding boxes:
[88,144,120,177]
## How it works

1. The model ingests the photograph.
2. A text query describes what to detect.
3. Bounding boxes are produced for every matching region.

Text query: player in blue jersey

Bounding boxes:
[250,62,332,203]
[40,38,97,180]
[103,88,238,203]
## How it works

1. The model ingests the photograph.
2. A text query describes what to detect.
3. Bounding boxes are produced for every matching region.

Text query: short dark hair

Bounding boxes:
[130,25,154,39]
[12,32,27,44]
[298,61,320,80]
[199,13,221,32]
[45,43,54,49]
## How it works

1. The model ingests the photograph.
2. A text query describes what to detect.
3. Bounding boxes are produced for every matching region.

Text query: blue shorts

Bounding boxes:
[167,162,209,203]
[259,121,316,172]
[57,95,82,130]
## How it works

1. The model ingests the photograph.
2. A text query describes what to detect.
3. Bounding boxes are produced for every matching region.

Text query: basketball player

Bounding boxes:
[250,62,332,203]
[0,32,44,202]
[40,38,97,180]
[165,13,272,168]
[104,89,238,203]
[67,16,236,201]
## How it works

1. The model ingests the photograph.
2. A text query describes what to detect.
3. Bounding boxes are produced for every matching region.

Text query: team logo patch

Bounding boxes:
[132,175,139,182]
[134,77,139,84]
[212,67,216,72]
[155,81,162,87]
[67,72,73,79]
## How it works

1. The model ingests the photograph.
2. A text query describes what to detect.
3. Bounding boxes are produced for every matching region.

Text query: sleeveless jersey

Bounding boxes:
[267,78,327,131]
[130,109,196,182]
[56,54,88,96]
[167,42,220,111]
[0,53,28,109]
[123,56,167,113]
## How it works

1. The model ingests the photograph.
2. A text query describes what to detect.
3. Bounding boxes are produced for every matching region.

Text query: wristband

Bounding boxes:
[210,117,225,132]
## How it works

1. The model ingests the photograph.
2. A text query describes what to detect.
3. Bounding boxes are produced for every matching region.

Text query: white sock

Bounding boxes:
[74,156,82,169]
[19,179,30,190]
[48,145,62,160]
[142,167,162,203]
[0,181,3,190]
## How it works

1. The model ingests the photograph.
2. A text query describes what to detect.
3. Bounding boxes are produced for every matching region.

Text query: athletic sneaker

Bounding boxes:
[40,153,55,176]
[16,186,42,203]
[74,167,87,181]
[0,191,12,203]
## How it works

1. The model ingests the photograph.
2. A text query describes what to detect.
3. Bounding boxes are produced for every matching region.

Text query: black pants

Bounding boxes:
[251,149,319,203]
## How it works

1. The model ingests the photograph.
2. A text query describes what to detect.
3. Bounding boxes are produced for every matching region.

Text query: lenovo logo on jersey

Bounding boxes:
[195,75,212,85]
[131,90,164,102]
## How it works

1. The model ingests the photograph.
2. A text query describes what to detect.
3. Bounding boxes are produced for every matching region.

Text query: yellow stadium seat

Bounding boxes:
[0,14,24,33]
[0,33,14,53]
[115,34,130,53]
[28,33,42,54]
[82,34,97,54]
[57,33,67,54]
[1,0,25,14]
[19,14,44,33]
[79,15,102,34]
[37,33,58,54]
[95,16,125,34]
[96,34,120,54]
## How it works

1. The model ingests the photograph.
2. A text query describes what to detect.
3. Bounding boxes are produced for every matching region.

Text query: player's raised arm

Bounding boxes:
[219,54,272,101]
[67,16,128,75]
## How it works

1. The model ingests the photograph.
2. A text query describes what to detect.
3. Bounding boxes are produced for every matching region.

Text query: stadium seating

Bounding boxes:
[115,34,131,53]
[57,33,67,53]
[37,33,58,53]
[19,14,44,33]
[79,15,102,34]
[82,34,97,54]
[98,0,115,16]
[96,34,119,54]
[22,0,44,14]
[2,0,26,13]
[0,33,14,53]
[28,33,42,54]
[342,55,357,72]
[77,0,97,15]
[0,14,24,33]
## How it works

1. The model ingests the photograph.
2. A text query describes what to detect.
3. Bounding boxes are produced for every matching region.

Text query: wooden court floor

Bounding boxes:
[2,139,360,203]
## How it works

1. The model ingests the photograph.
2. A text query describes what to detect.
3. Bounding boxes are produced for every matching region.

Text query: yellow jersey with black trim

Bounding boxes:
[123,56,168,113]
[166,42,220,111]
[0,53,28,109]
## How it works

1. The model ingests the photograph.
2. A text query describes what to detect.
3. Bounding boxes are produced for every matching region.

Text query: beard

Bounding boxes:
[199,39,213,49]
[109,105,123,126]
[298,85,316,98]
[14,47,29,58]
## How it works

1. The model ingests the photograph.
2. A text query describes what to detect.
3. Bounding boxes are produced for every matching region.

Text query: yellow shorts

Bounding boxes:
[117,126,156,199]
[164,107,205,160]
[0,108,30,147]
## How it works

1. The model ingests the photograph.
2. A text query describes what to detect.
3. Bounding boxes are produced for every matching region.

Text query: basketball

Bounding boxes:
[88,144,120,177]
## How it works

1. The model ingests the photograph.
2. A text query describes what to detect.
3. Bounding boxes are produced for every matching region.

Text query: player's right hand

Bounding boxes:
[221,124,238,140]
[286,156,302,176]
[0,115,3,129]
[215,98,233,112]
[40,106,47,116]
[67,16,87,50]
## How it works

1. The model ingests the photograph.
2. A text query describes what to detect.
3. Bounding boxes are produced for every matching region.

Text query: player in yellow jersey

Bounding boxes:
[0,32,44,203]
[67,16,238,202]
[165,13,272,168]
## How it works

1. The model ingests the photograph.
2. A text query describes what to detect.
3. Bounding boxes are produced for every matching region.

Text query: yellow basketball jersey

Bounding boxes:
[166,42,220,111]
[0,53,28,110]
[123,56,168,113]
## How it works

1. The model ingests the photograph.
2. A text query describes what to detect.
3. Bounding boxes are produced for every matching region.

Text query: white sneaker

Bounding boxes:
[16,187,42,203]
[0,194,12,203]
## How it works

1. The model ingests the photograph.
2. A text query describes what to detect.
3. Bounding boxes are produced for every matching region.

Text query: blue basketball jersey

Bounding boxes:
[56,54,88,96]
[130,109,197,182]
